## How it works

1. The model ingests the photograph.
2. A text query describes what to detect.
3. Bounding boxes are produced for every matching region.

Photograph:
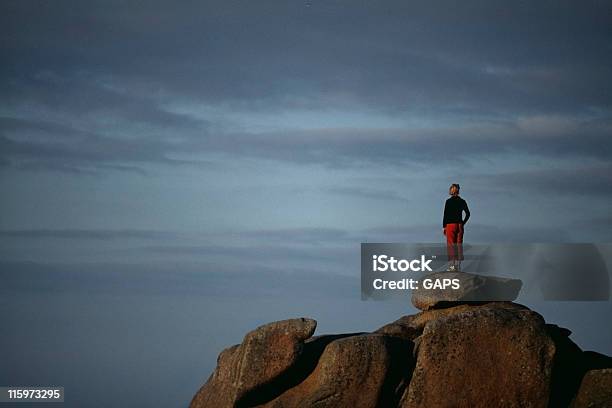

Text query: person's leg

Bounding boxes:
[457,223,464,271]
[446,223,458,270]
[446,224,454,261]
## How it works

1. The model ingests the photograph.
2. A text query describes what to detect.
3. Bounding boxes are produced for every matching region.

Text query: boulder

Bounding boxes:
[376,302,529,340]
[190,318,317,408]
[401,304,555,408]
[411,271,522,310]
[572,369,612,408]
[260,334,414,408]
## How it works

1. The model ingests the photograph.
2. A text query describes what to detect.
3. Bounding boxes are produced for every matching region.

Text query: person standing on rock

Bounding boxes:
[443,183,470,271]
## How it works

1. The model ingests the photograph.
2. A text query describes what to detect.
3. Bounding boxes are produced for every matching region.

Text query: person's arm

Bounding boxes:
[443,200,449,234]
[462,200,470,225]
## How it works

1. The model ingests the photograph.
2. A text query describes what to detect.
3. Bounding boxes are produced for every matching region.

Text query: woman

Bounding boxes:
[443,183,470,271]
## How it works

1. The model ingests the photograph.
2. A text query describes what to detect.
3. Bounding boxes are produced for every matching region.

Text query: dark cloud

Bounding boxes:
[475,163,612,197]
[0,222,579,249]
[240,227,350,243]
[215,118,612,165]
[359,223,575,243]
[0,226,350,242]
[0,228,177,240]
[3,112,610,173]
[324,186,409,202]
[0,260,353,296]
[3,1,611,114]
[1,1,611,174]
[0,115,213,172]
[1,2,611,241]
[1,74,207,129]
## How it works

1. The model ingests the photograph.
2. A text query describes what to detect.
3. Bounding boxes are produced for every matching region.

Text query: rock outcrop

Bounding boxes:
[190,318,317,408]
[190,287,611,407]
[258,334,413,407]
[401,304,554,408]
[411,271,522,310]
[572,369,612,408]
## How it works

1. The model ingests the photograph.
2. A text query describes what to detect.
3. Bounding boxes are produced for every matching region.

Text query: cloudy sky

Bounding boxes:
[1,1,612,406]
[2,0,612,239]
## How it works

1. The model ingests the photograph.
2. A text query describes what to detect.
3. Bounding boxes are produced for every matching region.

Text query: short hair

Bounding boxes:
[449,183,460,195]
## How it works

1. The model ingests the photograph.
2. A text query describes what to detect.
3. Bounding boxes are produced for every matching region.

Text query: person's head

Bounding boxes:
[449,183,460,196]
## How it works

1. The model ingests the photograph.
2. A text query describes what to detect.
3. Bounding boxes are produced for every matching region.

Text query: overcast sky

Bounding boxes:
[1,2,612,406]
[2,0,612,241]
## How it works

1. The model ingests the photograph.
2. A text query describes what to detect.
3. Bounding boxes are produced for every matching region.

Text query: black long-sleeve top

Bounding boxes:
[443,196,470,227]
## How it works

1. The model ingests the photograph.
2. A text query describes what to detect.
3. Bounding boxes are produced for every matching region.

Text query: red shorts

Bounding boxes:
[445,223,464,261]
